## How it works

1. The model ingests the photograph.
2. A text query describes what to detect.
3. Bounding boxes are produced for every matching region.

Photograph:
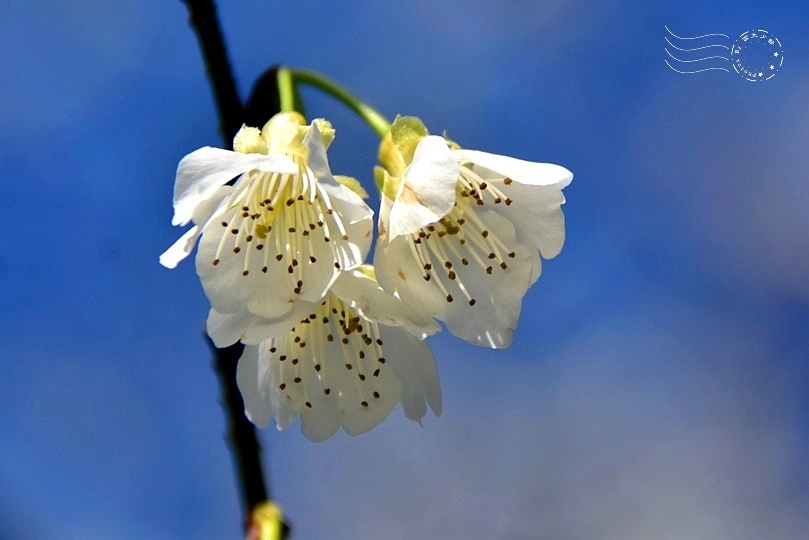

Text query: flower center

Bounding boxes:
[405,193,517,306]
[208,163,351,296]
[268,296,393,412]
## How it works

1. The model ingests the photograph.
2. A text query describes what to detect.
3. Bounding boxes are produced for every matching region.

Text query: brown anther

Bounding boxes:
[212,259,220,266]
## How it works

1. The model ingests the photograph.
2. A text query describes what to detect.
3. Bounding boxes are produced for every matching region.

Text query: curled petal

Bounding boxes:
[206,302,313,348]
[453,149,572,189]
[159,225,200,269]
[387,136,459,239]
[172,147,297,226]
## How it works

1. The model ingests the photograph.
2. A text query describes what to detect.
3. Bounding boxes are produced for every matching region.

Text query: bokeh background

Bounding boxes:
[2,1,808,538]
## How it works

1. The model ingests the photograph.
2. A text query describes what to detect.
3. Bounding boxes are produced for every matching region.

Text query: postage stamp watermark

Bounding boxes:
[665,26,784,82]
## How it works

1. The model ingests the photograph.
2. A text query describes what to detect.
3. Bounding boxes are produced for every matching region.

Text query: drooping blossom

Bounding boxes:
[208,267,442,441]
[374,116,572,348]
[160,112,373,321]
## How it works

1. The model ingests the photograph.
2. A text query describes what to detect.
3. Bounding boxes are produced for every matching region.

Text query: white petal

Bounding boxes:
[387,136,459,239]
[404,136,459,215]
[319,182,374,271]
[441,209,534,348]
[206,303,312,348]
[159,225,200,269]
[388,200,444,240]
[374,235,447,321]
[195,199,346,319]
[302,121,335,186]
[172,147,297,226]
[453,149,573,189]
[331,269,440,339]
[195,210,299,318]
[235,345,272,429]
[380,326,441,421]
[501,182,567,259]
[377,194,394,241]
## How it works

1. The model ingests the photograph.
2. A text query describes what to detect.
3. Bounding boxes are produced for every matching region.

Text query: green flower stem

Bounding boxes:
[276,67,297,115]
[280,67,391,138]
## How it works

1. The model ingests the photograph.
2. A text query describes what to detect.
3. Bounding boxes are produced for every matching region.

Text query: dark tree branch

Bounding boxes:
[182,0,245,144]
[181,1,288,535]
[208,338,269,512]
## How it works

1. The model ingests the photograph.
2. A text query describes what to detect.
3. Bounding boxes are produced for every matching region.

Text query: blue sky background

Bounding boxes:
[2,1,808,538]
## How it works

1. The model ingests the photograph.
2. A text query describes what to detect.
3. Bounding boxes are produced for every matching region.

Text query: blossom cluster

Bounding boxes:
[161,112,571,440]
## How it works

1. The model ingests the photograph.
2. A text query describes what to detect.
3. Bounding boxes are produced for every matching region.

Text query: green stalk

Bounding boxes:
[283,68,391,138]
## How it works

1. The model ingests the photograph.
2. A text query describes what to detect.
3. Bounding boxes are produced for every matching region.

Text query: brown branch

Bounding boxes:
[182,0,245,143]
[180,1,288,535]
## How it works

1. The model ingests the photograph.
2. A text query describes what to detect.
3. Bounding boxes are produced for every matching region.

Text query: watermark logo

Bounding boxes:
[665,25,784,82]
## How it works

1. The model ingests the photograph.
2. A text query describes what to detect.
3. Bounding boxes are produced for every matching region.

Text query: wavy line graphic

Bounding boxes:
[664,36,729,52]
[664,25,729,40]
[664,60,730,74]
[664,26,731,75]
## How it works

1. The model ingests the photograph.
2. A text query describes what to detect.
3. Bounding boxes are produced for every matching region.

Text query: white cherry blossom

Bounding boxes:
[160,112,373,321]
[228,268,442,442]
[375,116,572,348]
